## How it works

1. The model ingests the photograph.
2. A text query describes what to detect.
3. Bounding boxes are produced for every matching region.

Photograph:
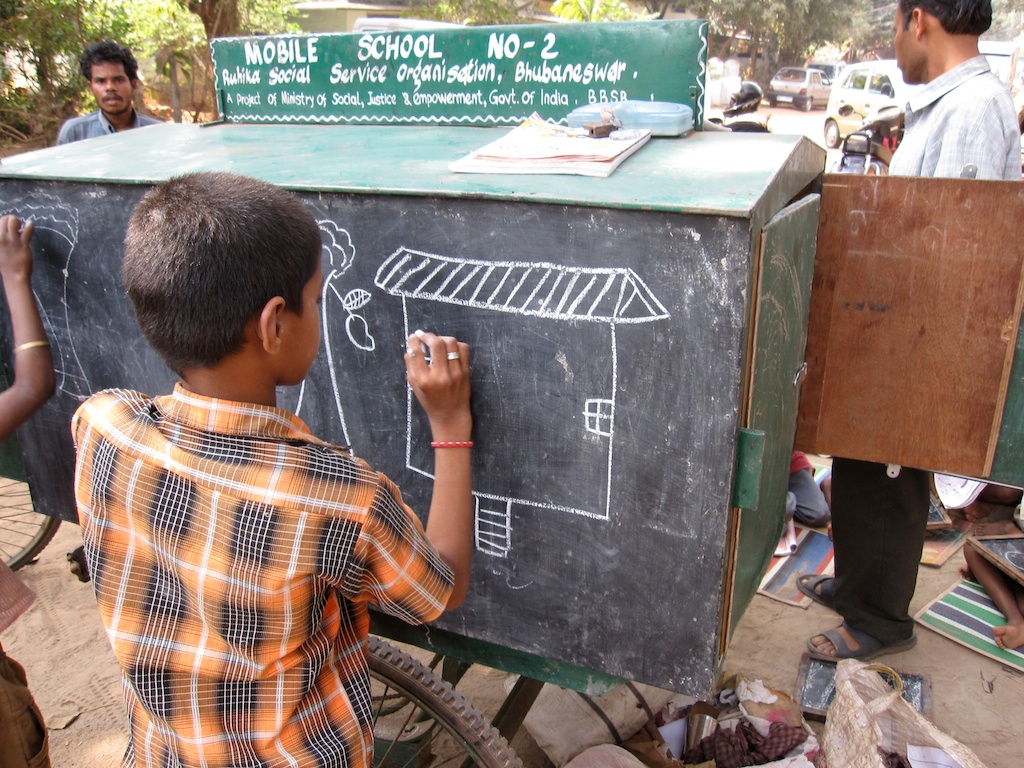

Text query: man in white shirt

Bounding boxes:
[801,0,1021,661]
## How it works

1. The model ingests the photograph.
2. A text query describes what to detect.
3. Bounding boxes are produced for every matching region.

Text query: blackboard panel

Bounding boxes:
[966,536,1024,588]
[210,20,709,127]
[0,179,751,691]
[730,195,820,635]
[0,184,165,523]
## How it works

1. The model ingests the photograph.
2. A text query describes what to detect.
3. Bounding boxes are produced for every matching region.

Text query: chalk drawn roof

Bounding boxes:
[375,248,669,323]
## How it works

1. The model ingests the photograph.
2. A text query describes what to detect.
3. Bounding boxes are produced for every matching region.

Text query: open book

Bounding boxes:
[450,113,652,177]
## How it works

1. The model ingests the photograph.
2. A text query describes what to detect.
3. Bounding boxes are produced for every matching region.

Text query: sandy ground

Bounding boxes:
[2,517,1021,768]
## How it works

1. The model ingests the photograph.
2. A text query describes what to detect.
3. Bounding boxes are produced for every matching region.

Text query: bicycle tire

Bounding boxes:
[369,636,523,768]
[0,478,61,570]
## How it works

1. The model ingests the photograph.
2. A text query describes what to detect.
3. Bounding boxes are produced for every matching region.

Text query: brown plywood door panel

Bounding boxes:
[795,175,1024,477]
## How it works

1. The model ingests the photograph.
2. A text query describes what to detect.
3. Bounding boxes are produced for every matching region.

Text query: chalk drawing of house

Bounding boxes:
[0,195,89,398]
[375,247,669,557]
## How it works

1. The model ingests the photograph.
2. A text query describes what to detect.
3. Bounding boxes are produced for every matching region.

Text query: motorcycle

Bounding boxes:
[830,103,904,175]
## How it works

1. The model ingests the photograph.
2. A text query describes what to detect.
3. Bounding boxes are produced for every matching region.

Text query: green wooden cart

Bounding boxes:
[0,20,827,766]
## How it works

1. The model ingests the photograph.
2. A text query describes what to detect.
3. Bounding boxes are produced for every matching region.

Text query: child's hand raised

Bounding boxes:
[406,330,474,608]
[404,330,472,440]
[0,215,35,281]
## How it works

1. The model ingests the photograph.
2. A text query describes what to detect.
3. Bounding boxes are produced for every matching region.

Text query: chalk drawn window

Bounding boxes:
[583,398,614,436]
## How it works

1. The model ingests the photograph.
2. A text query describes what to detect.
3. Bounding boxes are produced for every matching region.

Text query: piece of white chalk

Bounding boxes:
[785,520,798,553]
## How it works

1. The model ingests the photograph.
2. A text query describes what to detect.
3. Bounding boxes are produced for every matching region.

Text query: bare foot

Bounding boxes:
[992,622,1024,650]
[973,520,1019,537]
[963,500,990,524]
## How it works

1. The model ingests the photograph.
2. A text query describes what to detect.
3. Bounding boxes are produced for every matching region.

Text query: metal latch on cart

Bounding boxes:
[731,428,765,510]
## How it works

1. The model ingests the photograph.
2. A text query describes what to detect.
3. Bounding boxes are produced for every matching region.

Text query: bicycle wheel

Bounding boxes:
[0,477,61,570]
[369,636,523,768]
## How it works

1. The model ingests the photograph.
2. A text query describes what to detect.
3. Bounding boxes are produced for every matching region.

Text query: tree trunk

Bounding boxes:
[32,47,55,100]
[169,55,183,124]
[747,28,760,80]
[185,0,241,40]
[717,34,736,61]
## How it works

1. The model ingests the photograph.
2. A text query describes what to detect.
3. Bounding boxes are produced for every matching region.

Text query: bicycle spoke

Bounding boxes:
[369,638,521,768]
[0,479,60,569]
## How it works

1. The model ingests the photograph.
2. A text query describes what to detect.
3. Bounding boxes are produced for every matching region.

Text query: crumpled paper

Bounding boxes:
[737,679,778,706]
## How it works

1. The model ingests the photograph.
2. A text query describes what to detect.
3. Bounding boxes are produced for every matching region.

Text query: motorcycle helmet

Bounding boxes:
[723,81,763,117]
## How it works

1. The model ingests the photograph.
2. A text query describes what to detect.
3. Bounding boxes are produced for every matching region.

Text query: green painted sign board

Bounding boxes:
[210,20,708,127]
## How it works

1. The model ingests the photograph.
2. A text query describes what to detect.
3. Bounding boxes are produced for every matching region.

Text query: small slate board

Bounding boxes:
[796,653,931,722]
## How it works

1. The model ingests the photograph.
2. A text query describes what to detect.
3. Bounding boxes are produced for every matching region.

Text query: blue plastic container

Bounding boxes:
[566,101,694,137]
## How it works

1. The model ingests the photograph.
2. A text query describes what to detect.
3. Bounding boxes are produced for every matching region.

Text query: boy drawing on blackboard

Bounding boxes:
[71,172,475,767]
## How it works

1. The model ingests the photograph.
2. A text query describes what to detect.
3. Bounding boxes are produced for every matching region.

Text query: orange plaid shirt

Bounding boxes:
[72,385,454,768]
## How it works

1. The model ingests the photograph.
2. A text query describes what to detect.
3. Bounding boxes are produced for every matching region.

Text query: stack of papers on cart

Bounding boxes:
[449,113,651,177]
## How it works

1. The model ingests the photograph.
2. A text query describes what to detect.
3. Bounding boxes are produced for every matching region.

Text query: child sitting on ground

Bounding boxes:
[959,484,1024,651]
[72,172,475,767]
[788,450,830,527]
[963,543,1024,651]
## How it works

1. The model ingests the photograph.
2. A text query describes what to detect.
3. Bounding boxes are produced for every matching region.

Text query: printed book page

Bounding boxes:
[450,113,652,177]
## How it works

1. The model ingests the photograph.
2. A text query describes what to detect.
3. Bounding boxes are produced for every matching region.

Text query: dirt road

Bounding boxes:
[3,510,1022,767]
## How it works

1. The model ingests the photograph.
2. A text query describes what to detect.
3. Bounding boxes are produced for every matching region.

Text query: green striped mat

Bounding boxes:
[914,578,1024,672]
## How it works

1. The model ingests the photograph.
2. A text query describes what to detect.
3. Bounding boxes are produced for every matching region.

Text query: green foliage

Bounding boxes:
[404,0,527,26]
[407,0,648,26]
[131,0,206,48]
[237,0,300,35]
[127,0,210,121]
[990,0,1024,39]
[125,0,298,122]
[678,0,882,82]
[551,0,649,22]
[638,0,676,19]
[1,0,133,141]
[840,0,896,62]
[1,0,297,145]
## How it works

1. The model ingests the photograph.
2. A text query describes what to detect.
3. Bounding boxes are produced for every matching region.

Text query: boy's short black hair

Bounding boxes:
[123,172,322,374]
[80,40,141,82]
[897,0,992,35]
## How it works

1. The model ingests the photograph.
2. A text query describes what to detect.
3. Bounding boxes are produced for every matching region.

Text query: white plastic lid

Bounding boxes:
[934,473,985,509]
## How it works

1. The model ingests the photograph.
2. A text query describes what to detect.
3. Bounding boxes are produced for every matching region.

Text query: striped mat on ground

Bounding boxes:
[914,578,1024,673]
[758,525,834,608]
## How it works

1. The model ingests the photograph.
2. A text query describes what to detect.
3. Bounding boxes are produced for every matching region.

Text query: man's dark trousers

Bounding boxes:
[831,457,931,644]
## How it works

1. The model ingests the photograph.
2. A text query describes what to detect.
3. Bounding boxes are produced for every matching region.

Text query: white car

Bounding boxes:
[766,67,832,112]
[823,60,919,149]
